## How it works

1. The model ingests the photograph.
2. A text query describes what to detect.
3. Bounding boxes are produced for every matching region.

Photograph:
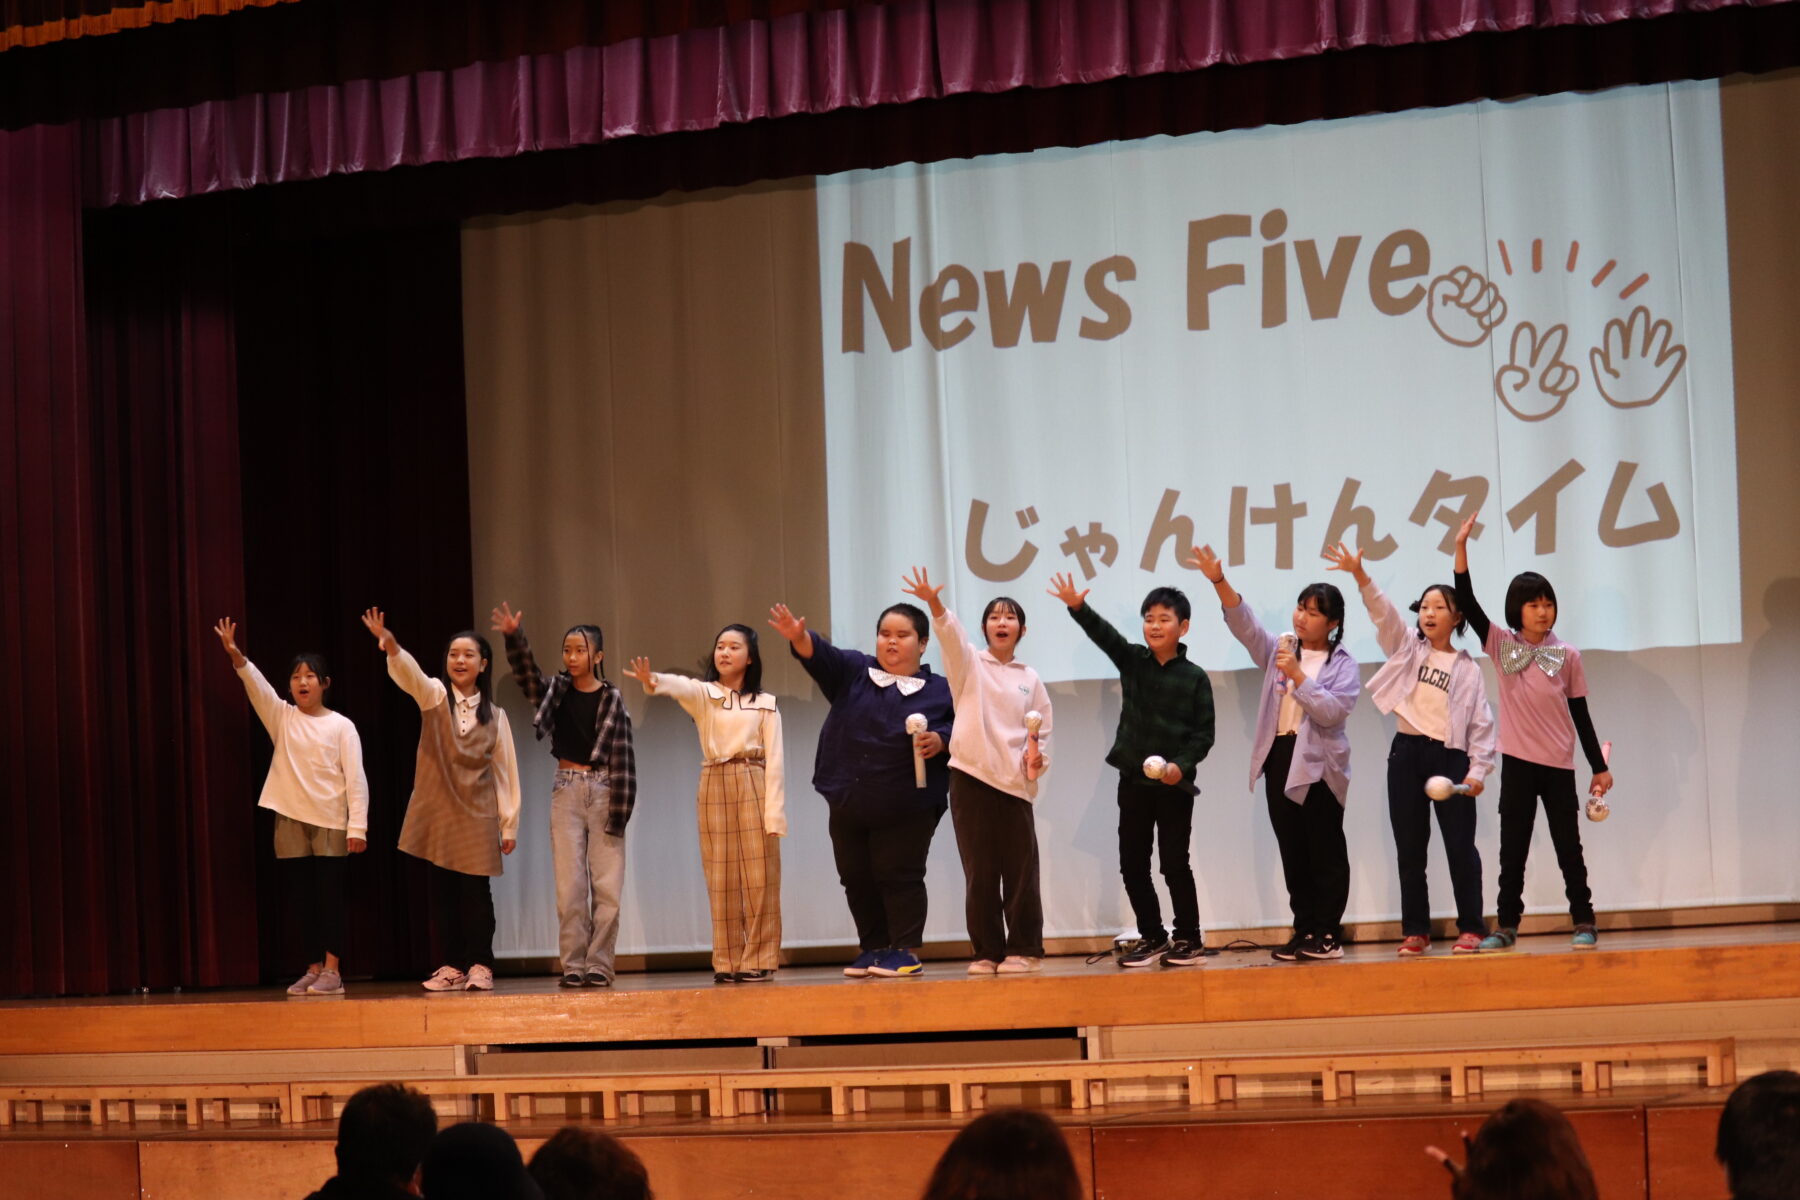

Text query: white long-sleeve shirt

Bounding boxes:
[931,609,1053,802]
[647,673,786,835]
[235,662,370,838]
[388,649,523,838]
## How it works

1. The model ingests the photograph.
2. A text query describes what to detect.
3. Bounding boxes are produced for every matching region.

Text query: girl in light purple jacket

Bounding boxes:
[1325,543,1497,958]
[1191,546,1360,963]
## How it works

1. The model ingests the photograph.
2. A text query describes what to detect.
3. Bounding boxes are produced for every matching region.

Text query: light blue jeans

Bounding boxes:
[550,769,626,978]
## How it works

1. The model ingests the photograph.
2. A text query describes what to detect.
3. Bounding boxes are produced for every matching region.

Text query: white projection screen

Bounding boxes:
[463,77,1800,962]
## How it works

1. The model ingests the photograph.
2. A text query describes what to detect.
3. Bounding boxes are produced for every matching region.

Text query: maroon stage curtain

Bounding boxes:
[86,0,1792,206]
[0,128,258,998]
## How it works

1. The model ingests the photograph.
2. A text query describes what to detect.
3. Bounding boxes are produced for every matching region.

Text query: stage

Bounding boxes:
[1,923,1794,1198]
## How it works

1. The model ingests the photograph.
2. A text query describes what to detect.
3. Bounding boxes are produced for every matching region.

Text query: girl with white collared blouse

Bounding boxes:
[626,624,786,985]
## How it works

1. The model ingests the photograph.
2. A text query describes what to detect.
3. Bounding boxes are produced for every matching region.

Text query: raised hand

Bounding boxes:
[490,601,524,636]
[1495,321,1579,422]
[1426,266,1507,348]
[1454,510,1482,572]
[623,656,656,689]
[213,617,246,667]
[768,603,808,645]
[1321,542,1368,586]
[1046,571,1090,609]
[899,566,947,616]
[1186,544,1224,583]
[1591,305,1686,409]
[361,607,398,656]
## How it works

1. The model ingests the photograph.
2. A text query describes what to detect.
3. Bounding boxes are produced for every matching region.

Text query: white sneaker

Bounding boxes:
[306,970,345,996]
[286,969,321,996]
[967,959,1000,975]
[422,965,468,991]
[465,964,495,991]
[996,956,1042,974]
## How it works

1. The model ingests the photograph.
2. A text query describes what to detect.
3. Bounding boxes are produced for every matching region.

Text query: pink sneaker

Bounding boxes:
[1452,932,1483,954]
[422,965,468,991]
[967,960,999,975]
[1397,935,1431,957]
[995,956,1042,974]
[465,964,495,991]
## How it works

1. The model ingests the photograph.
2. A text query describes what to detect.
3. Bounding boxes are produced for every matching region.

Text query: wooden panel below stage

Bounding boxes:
[5,927,1798,1057]
[0,1090,1736,1200]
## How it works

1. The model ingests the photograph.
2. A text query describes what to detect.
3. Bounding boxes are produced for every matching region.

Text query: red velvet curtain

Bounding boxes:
[0,126,256,997]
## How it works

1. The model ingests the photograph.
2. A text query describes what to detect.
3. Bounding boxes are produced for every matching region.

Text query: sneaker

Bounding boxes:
[1162,939,1206,967]
[967,959,1000,975]
[306,969,345,995]
[1270,937,1302,963]
[869,948,923,977]
[1298,935,1343,961]
[996,956,1042,974]
[713,972,738,984]
[735,969,776,982]
[1478,928,1518,953]
[422,965,468,991]
[1453,932,1483,954]
[1572,925,1598,950]
[843,950,882,978]
[559,972,585,988]
[1397,935,1431,957]
[287,969,321,996]
[584,972,611,987]
[1119,936,1171,968]
[465,964,495,991]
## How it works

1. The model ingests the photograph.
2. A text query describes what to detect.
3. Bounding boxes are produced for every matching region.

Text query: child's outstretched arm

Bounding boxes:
[905,566,971,693]
[1049,571,1133,669]
[216,617,284,738]
[1190,544,1276,667]
[364,607,440,710]
[1452,512,1493,645]
[1324,542,1409,658]
[772,603,853,699]
[491,601,547,707]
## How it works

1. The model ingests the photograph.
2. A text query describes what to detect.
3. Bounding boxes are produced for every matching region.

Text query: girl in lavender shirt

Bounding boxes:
[1190,546,1359,963]
[1326,542,1497,957]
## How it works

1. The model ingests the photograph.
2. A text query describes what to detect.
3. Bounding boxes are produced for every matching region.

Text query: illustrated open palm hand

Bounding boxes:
[1590,305,1686,409]
[1494,321,1579,421]
[1426,266,1507,347]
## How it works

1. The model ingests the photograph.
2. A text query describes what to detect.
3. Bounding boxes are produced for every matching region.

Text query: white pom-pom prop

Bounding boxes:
[1424,775,1474,801]
[1025,710,1043,735]
[1143,755,1167,780]
[1586,740,1613,822]
[906,713,928,788]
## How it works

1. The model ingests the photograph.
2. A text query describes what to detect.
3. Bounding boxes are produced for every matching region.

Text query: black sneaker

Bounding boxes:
[1119,936,1170,968]
[1162,939,1206,967]
[1271,936,1302,962]
[713,972,737,984]
[1298,934,1343,960]
[583,972,611,987]
[559,972,584,988]
[734,969,776,982]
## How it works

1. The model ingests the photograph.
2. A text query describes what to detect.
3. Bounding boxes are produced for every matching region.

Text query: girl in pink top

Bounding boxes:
[1454,513,1614,952]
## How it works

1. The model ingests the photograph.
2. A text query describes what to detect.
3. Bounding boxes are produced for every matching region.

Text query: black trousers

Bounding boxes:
[283,854,348,962]
[1387,733,1485,937]
[428,862,496,969]
[1117,778,1201,944]
[827,803,943,950]
[1495,754,1594,929]
[1262,734,1350,940]
[949,769,1044,961]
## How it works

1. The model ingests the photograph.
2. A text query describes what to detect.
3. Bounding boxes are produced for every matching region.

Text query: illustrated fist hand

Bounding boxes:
[1427,266,1507,347]
[1495,321,1579,421]
[1591,306,1686,409]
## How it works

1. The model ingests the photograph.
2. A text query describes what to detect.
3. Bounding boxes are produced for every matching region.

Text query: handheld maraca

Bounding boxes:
[1025,710,1044,781]
[1586,740,1613,822]
[905,713,928,788]
[1424,775,1474,800]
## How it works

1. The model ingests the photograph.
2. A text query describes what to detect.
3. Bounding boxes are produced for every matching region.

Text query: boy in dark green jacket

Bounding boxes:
[1050,573,1216,967]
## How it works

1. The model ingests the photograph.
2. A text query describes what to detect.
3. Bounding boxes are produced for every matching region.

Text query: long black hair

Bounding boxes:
[1294,582,1346,655]
[702,623,764,699]
[440,630,495,725]
[565,623,606,680]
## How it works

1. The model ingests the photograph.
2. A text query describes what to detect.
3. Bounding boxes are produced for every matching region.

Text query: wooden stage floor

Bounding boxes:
[4,923,1797,1056]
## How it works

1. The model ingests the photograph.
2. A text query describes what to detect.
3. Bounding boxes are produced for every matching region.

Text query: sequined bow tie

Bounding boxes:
[1499,641,1567,677]
[868,667,926,696]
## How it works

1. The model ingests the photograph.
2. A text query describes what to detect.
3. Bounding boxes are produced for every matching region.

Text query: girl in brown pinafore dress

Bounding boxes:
[362,608,522,991]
